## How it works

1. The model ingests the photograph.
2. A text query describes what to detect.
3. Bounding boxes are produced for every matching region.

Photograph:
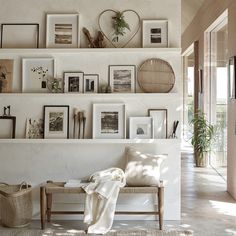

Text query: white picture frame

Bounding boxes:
[46,13,80,48]
[22,58,55,93]
[93,103,126,139]
[64,72,84,93]
[109,65,136,93]
[129,117,154,139]
[84,74,99,93]
[43,105,69,139]
[142,20,168,48]
[148,109,167,138]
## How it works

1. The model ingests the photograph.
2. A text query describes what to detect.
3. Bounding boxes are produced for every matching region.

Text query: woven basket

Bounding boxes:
[0,182,32,228]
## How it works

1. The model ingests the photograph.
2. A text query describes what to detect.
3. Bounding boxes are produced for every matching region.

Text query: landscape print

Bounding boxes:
[55,23,72,44]
[113,69,131,92]
[49,112,64,132]
[150,28,162,43]
[101,112,118,134]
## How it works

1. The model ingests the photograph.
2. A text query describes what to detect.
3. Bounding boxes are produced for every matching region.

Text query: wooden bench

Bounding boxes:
[40,181,164,230]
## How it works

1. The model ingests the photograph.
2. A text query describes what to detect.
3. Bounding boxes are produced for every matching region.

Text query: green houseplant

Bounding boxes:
[191,111,216,167]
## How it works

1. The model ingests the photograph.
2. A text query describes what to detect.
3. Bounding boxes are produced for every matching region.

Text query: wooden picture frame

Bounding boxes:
[93,103,126,139]
[148,109,167,138]
[109,65,136,93]
[1,23,39,48]
[64,72,84,93]
[43,105,69,139]
[84,74,99,93]
[229,56,236,99]
[0,116,16,139]
[142,20,168,48]
[46,13,80,48]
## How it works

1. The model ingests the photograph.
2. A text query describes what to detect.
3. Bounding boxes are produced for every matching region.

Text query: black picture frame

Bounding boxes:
[0,115,16,138]
[1,23,39,48]
[43,105,70,139]
[228,56,236,99]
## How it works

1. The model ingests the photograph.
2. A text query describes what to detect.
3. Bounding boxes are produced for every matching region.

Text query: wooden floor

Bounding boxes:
[0,151,236,235]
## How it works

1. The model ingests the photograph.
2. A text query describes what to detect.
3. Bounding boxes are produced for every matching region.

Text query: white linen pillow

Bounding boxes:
[124,147,165,186]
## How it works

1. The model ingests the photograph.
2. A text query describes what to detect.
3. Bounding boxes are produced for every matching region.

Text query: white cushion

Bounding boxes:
[124,147,165,186]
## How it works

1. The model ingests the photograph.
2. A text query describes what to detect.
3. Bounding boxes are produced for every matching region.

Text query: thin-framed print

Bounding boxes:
[43,105,69,139]
[0,116,16,139]
[1,23,39,48]
[0,59,14,93]
[129,117,154,139]
[84,74,99,93]
[109,65,136,93]
[229,56,236,99]
[142,20,168,48]
[46,13,79,48]
[93,103,126,139]
[148,109,167,138]
[64,72,84,93]
[22,58,55,93]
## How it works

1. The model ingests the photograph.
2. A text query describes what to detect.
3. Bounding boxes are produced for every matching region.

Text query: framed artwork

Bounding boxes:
[93,103,126,139]
[0,59,14,93]
[84,74,99,93]
[64,72,84,93]
[25,118,43,139]
[0,116,16,139]
[142,20,168,48]
[129,117,154,139]
[229,56,236,99]
[43,105,69,139]
[46,13,79,48]
[22,58,55,93]
[148,109,167,138]
[109,65,136,93]
[1,23,39,48]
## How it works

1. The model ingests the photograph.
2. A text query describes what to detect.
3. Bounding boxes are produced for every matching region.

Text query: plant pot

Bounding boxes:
[195,152,208,167]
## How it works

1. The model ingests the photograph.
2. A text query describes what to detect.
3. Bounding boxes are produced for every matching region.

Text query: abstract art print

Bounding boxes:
[44,105,69,139]
[64,72,84,93]
[22,58,54,93]
[142,20,168,48]
[93,103,126,139]
[0,59,14,93]
[84,74,99,93]
[109,65,136,93]
[46,13,79,48]
[129,117,154,139]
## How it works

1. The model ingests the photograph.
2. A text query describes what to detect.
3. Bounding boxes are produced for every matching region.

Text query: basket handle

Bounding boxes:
[19,181,29,191]
[0,182,9,186]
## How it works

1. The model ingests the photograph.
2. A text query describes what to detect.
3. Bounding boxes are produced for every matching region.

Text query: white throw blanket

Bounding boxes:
[82,168,126,234]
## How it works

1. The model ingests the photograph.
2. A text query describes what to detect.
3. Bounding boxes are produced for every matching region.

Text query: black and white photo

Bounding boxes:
[44,105,69,139]
[109,65,136,93]
[84,74,99,93]
[93,103,126,139]
[64,72,84,93]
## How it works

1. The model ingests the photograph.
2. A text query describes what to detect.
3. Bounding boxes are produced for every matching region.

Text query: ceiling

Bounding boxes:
[182,0,206,34]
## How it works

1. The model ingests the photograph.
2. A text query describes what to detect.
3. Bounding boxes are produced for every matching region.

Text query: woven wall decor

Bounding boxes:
[138,58,175,93]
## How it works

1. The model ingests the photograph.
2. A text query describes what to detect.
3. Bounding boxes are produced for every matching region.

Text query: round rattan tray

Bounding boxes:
[138,58,175,93]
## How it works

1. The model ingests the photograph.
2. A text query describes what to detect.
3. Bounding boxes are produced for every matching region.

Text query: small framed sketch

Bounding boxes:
[129,117,154,139]
[22,58,55,93]
[142,20,168,48]
[46,13,79,48]
[43,105,69,139]
[229,56,236,99]
[0,59,14,93]
[64,72,84,93]
[93,103,126,139]
[25,118,44,139]
[84,74,99,93]
[148,109,167,138]
[1,23,39,48]
[109,65,136,93]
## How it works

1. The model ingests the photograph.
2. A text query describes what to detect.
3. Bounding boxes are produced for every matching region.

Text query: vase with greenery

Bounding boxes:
[191,111,216,167]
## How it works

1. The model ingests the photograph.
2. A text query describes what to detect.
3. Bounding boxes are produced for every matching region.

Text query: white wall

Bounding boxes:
[0,0,182,221]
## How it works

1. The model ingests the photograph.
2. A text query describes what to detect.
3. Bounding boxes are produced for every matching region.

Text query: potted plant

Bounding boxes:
[191,111,216,167]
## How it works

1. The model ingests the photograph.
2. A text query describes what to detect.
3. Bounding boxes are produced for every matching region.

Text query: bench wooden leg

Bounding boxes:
[46,193,52,222]
[40,186,46,230]
[158,186,164,230]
